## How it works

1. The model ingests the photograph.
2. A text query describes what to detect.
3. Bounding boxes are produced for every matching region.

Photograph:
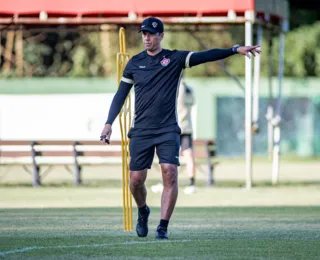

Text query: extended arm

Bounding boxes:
[186,45,261,68]
[188,48,235,67]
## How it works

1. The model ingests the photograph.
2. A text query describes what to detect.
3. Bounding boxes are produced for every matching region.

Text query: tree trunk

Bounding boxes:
[15,31,24,77]
[3,31,15,74]
[100,26,115,77]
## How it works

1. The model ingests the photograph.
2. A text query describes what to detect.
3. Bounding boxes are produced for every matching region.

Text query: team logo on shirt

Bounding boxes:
[160,57,170,67]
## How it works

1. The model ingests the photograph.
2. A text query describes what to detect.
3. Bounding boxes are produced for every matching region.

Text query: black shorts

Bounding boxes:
[129,132,180,171]
[180,134,193,151]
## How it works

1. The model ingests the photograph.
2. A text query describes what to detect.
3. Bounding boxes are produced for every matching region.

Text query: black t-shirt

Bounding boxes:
[122,49,192,137]
[105,47,235,137]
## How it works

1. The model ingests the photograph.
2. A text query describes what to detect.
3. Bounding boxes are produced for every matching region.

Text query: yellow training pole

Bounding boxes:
[117,27,132,231]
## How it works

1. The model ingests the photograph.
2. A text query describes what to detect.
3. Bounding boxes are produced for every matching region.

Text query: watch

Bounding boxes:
[232,44,240,53]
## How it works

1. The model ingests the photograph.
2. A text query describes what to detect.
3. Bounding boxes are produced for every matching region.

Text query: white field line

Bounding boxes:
[0,239,193,257]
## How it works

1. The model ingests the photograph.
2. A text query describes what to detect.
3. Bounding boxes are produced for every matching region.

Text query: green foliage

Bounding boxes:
[68,33,105,77]
[279,22,320,77]
[227,22,320,78]
[0,22,319,78]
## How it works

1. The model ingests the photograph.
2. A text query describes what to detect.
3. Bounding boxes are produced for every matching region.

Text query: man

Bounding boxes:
[177,80,197,195]
[100,17,261,240]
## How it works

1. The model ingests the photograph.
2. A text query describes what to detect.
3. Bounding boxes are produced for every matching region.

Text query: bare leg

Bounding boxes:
[182,148,196,180]
[131,169,150,238]
[130,169,148,208]
[160,163,178,220]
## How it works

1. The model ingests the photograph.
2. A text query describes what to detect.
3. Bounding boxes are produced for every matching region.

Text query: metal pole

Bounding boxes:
[266,30,274,160]
[272,20,286,185]
[73,142,81,186]
[31,141,41,187]
[252,24,263,133]
[245,11,253,189]
[206,141,214,186]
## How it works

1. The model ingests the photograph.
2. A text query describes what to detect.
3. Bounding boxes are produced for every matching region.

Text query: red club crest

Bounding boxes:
[160,57,170,67]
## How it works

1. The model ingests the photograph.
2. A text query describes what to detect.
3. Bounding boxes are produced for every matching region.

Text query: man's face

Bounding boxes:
[142,31,164,52]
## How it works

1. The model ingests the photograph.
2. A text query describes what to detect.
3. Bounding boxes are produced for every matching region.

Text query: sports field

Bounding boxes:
[0,160,320,259]
[0,207,319,259]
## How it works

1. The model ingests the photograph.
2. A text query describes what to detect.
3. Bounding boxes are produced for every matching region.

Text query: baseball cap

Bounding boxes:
[139,17,164,34]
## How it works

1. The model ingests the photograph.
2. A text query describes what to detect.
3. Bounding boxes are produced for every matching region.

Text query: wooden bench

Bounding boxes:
[0,139,217,187]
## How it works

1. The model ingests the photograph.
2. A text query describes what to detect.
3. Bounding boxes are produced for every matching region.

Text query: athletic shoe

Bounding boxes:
[136,206,150,237]
[155,225,168,239]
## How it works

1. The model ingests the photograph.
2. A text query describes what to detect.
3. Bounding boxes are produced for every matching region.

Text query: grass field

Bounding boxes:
[1,161,320,259]
[1,207,320,260]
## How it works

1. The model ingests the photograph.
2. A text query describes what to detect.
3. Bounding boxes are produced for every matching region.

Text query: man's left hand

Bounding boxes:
[237,45,261,58]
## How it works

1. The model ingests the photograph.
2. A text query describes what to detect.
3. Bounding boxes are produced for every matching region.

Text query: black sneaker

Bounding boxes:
[155,225,168,239]
[136,206,150,237]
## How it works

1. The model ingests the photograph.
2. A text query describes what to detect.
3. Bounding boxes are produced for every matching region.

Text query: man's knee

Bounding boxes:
[130,170,147,188]
[161,164,178,186]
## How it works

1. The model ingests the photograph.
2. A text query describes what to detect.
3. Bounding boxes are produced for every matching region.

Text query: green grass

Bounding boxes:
[215,155,320,163]
[1,179,320,188]
[0,207,319,259]
[1,161,319,259]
